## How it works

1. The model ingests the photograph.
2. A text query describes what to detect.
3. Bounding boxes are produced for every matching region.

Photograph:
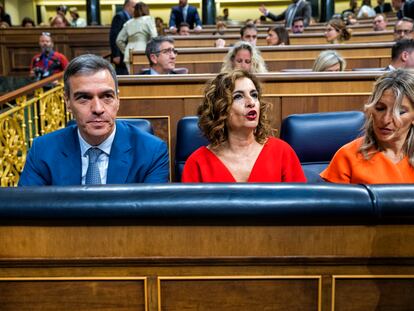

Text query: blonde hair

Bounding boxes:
[220,41,267,74]
[360,69,414,167]
[312,50,346,72]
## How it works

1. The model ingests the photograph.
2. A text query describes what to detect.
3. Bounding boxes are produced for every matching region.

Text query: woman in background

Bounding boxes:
[321,69,414,183]
[357,0,376,18]
[324,18,352,44]
[182,70,305,182]
[312,50,347,72]
[116,2,157,73]
[221,41,267,74]
[266,26,290,46]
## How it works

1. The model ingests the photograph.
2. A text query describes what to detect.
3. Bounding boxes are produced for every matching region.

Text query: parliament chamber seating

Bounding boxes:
[175,116,208,181]
[67,117,154,134]
[1,184,414,310]
[280,111,366,182]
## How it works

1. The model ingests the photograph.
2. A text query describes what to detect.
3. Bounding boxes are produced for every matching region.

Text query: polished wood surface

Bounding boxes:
[131,42,393,74]
[1,222,414,311]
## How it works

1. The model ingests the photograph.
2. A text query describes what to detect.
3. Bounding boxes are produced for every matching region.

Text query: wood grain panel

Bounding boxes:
[0,279,146,311]
[333,276,414,311]
[159,276,320,311]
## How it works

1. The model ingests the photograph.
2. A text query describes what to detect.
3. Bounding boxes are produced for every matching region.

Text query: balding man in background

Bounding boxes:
[109,0,137,75]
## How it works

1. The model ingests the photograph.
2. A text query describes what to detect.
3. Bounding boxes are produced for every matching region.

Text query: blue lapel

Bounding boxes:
[61,126,82,185]
[107,121,133,184]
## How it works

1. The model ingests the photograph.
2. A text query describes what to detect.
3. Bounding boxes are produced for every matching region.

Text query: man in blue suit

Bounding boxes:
[18,54,169,186]
[169,0,202,34]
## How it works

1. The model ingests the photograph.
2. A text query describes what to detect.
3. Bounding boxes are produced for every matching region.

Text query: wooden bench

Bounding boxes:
[131,42,393,74]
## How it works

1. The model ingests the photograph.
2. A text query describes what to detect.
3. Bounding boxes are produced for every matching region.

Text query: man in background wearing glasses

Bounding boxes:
[30,32,68,81]
[394,17,414,41]
[141,36,179,75]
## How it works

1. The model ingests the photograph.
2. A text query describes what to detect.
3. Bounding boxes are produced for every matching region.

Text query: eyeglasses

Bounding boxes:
[42,32,51,37]
[155,48,178,55]
[395,29,412,35]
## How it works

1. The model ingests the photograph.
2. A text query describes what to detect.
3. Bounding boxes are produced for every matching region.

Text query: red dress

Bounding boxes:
[182,137,306,182]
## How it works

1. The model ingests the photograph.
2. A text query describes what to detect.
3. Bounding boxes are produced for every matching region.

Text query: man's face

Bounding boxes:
[392,0,403,10]
[65,70,119,146]
[373,15,387,31]
[39,35,53,53]
[151,41,177,74]
[179,0,188,7]
[394,21,413,40]
[241,28,258,45]
[125,0,137,16]
[178,26,190,36]
[292,20,304,33]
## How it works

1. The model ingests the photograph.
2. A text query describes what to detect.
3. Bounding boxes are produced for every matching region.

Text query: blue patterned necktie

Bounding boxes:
[85,148,102,184]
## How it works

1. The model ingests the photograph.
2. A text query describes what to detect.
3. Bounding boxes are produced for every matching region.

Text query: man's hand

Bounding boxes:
[259,4,267,15]
[112,56,121,65]
[170,27,178,34]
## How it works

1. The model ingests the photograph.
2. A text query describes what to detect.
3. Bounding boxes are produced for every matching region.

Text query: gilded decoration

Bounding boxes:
[0,82,66,187]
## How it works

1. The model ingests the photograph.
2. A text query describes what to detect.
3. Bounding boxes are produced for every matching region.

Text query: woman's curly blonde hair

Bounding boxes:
[197,70,273,149]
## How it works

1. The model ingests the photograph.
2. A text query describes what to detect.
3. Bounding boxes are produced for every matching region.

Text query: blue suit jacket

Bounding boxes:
[18,121,169,186]
[169,5,202,29]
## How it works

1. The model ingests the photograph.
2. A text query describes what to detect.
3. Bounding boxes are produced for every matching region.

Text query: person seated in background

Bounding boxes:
[21,17,35,27]
[343,0,358,15]
[312,50,347,72]
[292,17,305,34]
[30,32,68,81]
[217,8,230,22]
[0,3,12,26]
[259,1,311,28]
[240,24,258,46]
[50,15,68,27]
[266,26,290,45]
[69,7,87,27]
[373,13,387,31]
[324,18,352,44]
[343,12,358,25]
[357,0,376,18]
[19,54,169,186]
[320,69,414,183]
[178,22,191,36]
[169,0,202,34]
[374,0,392,13]
[50,5,70,27]
[141,36,178,75]
[385,39,414,70]
[182,70,306,182]
[155,17,165,35]
[394,17,414,41]
[221,41,267,74]
[213,21,226,36]
[116,2,157,74]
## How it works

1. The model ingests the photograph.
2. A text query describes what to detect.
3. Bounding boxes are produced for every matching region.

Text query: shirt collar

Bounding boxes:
[78,124,117,157]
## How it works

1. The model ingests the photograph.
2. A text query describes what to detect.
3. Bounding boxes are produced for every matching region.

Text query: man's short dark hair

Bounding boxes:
[392,39,414,61]
[240,24,257,37]
[145,36,175,66]
[293,17,304,24]
[178,22,190,31]
[63,54,118,96]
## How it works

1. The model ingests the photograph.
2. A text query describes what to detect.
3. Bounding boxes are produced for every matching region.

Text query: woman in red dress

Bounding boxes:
[182,70,306,182]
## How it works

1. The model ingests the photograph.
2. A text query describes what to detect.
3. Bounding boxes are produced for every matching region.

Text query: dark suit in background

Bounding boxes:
[374,2,392,13]
[109,10,130,75]
[404,1,414,20]
[169,5,202,29]
[265,0,311,27]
